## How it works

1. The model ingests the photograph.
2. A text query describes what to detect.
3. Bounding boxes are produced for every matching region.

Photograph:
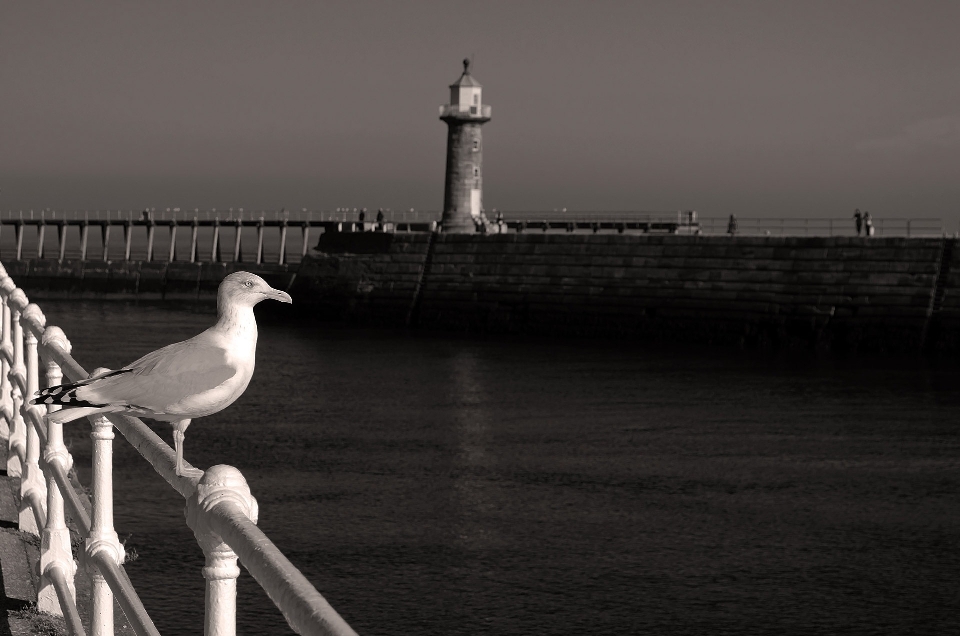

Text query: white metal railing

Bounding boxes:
[0,262,358,636]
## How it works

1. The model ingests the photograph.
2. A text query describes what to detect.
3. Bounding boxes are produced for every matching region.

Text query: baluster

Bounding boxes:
[19,302,47,535]
[186,466,258,636]
[0,280,17,477]
[38,326,77,615]
[256,219,264,265]
[146,220,156,262]
[301,221,311,258]
[86,375,125,636]
[37,220,46,259]
[278,220,287,265]
[100,219,110,262]
[190,219,199,263]
[233,220,243,262]
[124,221,133,261]
[167,221,177,262]
[80,221,90,261]
[57,221,67,261]
[211,219,221,263]
[3,278,27,477]
[16,221,24,260]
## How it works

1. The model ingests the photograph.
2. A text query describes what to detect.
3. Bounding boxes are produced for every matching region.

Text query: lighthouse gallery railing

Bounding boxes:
[0,263,358,636]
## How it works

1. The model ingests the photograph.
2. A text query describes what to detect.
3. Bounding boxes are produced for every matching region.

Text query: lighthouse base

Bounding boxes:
[440,210,480,233]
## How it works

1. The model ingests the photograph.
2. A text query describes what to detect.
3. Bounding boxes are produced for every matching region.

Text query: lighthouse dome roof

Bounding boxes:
[449,58,482,88]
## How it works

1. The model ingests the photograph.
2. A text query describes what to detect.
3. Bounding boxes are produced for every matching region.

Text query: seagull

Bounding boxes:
[31,271,292,476]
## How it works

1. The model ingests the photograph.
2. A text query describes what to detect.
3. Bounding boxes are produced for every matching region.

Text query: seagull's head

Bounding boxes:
[219,272,293,308]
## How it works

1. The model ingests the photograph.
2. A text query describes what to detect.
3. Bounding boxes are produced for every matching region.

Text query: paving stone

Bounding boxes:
[0,530,35,604]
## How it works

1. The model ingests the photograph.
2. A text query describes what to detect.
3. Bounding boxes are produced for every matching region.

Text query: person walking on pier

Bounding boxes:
[863,211,874,237]
[376,208,385,231]
[854,209,863,236]
[727,214,738,236]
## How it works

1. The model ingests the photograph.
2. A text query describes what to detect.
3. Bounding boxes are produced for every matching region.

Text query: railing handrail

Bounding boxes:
[0,263,359,636]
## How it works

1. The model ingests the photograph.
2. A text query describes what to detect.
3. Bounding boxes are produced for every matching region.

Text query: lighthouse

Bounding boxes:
[439,59,492,233]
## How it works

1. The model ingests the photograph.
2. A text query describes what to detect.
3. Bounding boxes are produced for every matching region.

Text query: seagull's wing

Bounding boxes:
[73,340,237,415]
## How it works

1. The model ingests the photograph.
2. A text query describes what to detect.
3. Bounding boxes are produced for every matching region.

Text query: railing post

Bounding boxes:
[86,380,126,636]
[7,288,27,484]
[0,279,17,477]
[19,302,47,535]
[185,466,258,636]
[38,326,77,616]
[0,282,7,444]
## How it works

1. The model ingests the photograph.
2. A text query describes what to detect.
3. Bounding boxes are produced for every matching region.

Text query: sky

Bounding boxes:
[2,0,959,222]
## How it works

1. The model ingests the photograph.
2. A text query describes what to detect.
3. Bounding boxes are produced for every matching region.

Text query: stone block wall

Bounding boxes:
[5,231,957,352]
[296,232,951,351]
[291,232,432,323]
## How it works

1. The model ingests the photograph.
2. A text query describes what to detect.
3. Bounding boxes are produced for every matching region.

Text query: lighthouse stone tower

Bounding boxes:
[440,59,492,233]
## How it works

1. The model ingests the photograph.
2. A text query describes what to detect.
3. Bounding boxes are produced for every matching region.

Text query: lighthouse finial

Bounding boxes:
[463,58,470,73]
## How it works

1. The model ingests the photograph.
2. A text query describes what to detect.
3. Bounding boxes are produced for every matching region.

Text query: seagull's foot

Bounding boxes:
[176,465,204,479]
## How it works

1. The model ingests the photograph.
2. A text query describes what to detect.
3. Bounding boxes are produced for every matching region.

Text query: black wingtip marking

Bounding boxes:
[31,369,134,406]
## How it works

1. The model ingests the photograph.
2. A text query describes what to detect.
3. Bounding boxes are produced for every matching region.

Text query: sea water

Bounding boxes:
[35,299,960,635]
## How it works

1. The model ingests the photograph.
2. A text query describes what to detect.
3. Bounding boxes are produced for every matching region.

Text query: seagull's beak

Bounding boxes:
[265,287,293,304]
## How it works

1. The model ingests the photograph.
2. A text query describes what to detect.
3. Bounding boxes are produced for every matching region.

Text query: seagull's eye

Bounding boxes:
[243,280,254,288]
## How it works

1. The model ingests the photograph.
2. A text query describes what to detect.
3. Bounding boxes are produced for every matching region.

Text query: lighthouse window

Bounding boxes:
[473,94,479,105]
[473,140,479,151]
[470,106,477,114]
[474,167,479,177]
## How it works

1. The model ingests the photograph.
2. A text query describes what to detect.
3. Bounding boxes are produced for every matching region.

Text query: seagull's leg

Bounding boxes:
[172,419,192,477]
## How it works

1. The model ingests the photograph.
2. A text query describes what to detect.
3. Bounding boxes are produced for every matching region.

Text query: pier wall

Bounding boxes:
[293,232,959,352]
[6,231,960,351]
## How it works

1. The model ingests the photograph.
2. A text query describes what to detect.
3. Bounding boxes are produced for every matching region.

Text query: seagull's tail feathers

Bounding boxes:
[45,406,120,425]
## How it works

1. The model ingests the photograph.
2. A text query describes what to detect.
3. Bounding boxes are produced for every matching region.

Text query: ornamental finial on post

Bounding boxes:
[8,288,27,312]
[22,303,46,335]
[41,326,71,356]
[190,465,259,530]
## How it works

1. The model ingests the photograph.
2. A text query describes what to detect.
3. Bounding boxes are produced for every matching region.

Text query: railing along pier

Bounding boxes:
[0,218,320,266]
[0,262,358,636]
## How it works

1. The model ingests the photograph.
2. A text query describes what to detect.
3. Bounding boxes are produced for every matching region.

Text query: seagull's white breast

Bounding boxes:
[162,318,258,419]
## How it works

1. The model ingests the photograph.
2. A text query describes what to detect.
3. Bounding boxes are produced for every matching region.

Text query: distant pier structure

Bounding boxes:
[439,59,492,233]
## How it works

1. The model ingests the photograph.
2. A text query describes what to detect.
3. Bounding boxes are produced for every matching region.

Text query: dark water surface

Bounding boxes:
[36,300,960,635]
